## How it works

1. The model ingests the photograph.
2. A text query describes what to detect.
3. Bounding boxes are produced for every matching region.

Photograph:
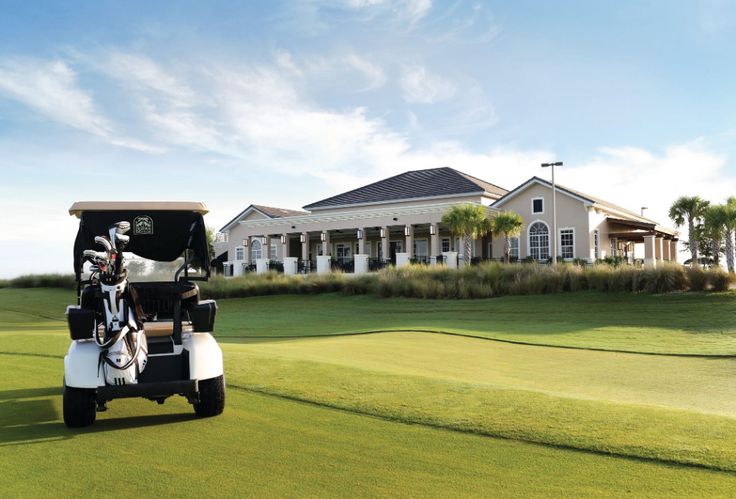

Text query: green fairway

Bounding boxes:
[1,288,736,497]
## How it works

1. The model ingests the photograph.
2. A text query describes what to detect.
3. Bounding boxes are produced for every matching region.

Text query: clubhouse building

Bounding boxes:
[215,167,677,275]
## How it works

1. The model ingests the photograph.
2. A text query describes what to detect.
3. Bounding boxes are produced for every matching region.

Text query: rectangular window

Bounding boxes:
[414,239,428,262]
[593,230,600,260]
[441,238,450,252]
[532,198,544,214]
[560,229,574,259]
[270,242,278,260]
[235,247,244,261]
[510,237,519,259]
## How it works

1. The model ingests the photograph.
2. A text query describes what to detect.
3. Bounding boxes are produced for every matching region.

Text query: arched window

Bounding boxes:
[251,239,262,263]
[529,222,549,261]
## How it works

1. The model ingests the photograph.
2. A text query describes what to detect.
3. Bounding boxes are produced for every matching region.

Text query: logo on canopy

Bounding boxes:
[133,216,153,235]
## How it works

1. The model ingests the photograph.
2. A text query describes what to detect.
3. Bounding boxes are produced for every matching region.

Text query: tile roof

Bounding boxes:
[303,167,508,210]
[251,205,307,218]
[219,204,306,232]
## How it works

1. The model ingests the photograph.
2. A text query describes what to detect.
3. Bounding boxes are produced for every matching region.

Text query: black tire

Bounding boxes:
[194,375,225,417]
[63,385,96,428]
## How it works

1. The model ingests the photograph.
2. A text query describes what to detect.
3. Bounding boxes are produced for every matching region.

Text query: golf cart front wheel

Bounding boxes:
[63,385,96,427]
[194,375,225,417]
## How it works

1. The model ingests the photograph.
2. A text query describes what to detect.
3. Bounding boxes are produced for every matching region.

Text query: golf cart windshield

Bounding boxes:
[70,202,210,281]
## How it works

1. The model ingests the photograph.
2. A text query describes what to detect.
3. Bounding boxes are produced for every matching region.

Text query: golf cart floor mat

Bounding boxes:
[137,349,190,383]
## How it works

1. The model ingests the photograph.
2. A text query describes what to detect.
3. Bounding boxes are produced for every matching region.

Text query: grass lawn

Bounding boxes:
[1,288,736,497]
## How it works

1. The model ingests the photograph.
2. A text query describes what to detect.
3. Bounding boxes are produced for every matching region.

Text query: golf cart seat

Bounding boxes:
[143,320,194,338]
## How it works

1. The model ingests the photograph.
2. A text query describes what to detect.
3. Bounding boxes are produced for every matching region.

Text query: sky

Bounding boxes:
[1,0,735,277]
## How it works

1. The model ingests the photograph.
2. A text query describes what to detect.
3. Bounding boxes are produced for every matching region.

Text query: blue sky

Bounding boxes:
[1,0,735,276]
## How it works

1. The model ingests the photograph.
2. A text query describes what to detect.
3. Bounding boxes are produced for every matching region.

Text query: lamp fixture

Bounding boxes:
[320,232,326,242]
[379,228,386,239]
[356,229,363,240]
[300,233,306,244]
[242,239,249,248]
[280,235,286,245]
[404,225,411,237]
[429,224,436,236]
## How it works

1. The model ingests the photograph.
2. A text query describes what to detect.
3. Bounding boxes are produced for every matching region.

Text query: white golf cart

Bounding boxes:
[63,202,224,427]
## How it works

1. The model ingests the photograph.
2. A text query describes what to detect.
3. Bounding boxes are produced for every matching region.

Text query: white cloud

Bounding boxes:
[343,54,387,90]
[0,59,109,135]
[0,58,161,153]
[399,64,455,103]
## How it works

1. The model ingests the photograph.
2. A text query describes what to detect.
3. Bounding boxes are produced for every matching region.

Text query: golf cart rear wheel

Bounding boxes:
[194,375,225,417]
[63,385,96,427]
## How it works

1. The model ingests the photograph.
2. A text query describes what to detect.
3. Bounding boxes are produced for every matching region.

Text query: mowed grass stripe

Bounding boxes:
[223,334,736,472]
[3,288,736,354]
[5,356,736,497]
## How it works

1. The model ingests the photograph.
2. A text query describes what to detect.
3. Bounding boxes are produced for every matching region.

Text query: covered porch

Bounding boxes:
[606,218,678,267]
[222,202,494,276]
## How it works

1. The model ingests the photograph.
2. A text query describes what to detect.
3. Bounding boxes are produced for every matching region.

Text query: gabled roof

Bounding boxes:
[493,176,665,226]
[303,167,508,211]
[219,204,306,232]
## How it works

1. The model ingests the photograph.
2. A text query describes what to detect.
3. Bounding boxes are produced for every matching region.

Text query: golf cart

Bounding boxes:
[63,201,224,427]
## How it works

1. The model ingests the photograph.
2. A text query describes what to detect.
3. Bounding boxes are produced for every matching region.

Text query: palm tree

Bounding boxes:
[724,197,736,273]
[491,211,524,263]
[703,205,727,267]
[669,196,709,266]
[441,204,492,265]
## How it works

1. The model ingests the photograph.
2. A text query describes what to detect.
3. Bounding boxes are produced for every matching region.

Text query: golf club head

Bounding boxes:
[83,249,98,259]
[115,221,131,235]
[115,233,130,250]
[94,236,113,252]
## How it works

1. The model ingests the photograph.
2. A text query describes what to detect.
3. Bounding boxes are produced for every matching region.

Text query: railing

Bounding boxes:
[331,259,354,273]
[369,259,388,271]
[268,261,284,273]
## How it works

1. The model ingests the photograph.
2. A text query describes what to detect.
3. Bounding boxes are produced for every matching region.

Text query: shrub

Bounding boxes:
[686,267,707,292]
[0,274,76,289]
[706,268,733,292]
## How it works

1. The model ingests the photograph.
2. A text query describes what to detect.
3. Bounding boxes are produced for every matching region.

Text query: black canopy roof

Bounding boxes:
[72,208,210,280]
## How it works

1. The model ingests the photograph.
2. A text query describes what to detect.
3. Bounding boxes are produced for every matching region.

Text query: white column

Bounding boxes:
[354,254,369,274]
[442,251,458,269]
[301,233,309,261]
[357,228,366,255]
[405,225,414,259]
[643,234,656,268]
[283,257,298,275]
[322,231,330,257]
[317,255,331,274]
[381,227,389,263]
[430,223,440,265]
[655,236,663,262]
[670,240,678,262]
[282,234,289,259]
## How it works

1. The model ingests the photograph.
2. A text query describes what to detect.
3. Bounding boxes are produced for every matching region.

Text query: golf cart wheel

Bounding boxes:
[194,375,225,417]
[63,385,96,427]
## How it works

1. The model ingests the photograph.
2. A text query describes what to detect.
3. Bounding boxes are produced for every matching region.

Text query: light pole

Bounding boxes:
[541,161,563,264]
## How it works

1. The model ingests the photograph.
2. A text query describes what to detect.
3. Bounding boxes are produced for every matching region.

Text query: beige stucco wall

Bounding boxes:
[491,183,592,261]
